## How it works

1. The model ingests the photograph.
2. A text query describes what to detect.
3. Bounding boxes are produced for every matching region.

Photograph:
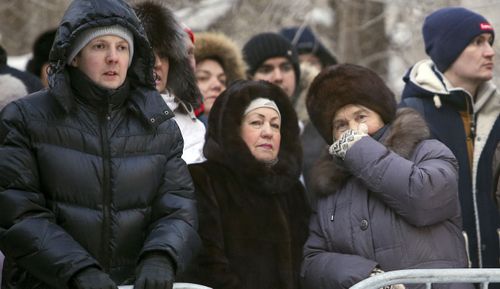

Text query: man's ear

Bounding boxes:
[70,56,79,67]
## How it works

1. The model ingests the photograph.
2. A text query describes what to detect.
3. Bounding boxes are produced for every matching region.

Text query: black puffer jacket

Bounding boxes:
[0,0,200,288]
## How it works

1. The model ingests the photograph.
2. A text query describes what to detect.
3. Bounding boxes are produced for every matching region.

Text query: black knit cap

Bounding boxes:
[307,64,396,144]
[242,32,300,85]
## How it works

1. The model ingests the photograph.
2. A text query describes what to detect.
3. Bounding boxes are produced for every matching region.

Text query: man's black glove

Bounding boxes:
[134,253,175,289]
[71,267,118,289]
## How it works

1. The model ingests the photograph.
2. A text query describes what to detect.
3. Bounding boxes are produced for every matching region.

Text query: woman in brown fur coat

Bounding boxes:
[180,80,310,289]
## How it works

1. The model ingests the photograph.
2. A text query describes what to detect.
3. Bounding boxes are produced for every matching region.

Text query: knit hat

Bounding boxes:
[242,32,300,84]
[243,97,281,120]
[279,26,337,67]
[67,25,134,66]
[423,7,494,72]
[306,64,396,144]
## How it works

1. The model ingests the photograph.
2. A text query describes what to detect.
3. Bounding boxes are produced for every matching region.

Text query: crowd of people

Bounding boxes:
[0,0,498,289]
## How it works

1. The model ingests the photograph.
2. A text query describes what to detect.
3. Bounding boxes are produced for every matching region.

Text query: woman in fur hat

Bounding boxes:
[193,32,246,125]
[301,64,470,289]
[134,1,206,164]
[180,80,310,289]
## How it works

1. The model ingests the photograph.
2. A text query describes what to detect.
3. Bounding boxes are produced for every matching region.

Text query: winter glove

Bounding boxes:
[71,267,118,289]
[329,126,367,160]
[369,268,406,289]
[134,253,175,289]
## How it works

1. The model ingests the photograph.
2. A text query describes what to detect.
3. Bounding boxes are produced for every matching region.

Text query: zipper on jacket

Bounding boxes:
[464,93,483,267]
[100,105,113,272]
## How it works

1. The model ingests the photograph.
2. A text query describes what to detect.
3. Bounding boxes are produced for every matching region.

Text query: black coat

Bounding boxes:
[0,0,199,288]
[179,80,311,289]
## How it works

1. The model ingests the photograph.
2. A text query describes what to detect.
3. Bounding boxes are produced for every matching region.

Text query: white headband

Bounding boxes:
[243,97,281,119]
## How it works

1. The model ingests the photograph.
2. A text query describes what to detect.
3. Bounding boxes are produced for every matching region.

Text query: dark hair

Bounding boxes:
[26,29,57,77]
[0,45,7,65]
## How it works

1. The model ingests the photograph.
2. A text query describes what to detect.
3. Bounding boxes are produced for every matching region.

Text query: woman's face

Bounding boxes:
[153,53,169,93]
[241,107,281,163]
[332,104,384,140]
[71,35,130,89]
[195,59,226,114]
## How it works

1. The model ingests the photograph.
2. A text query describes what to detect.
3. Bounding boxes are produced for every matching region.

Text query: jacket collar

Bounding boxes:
[404,59,498,112]
[311,108,431,197]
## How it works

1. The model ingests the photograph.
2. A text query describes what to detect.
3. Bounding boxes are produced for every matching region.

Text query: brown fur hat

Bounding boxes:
[306,63,397,144]
[133,0,201,108]
[194,32,247,85]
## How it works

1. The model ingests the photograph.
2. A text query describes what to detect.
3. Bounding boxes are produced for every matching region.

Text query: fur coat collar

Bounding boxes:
[310,108,431,196]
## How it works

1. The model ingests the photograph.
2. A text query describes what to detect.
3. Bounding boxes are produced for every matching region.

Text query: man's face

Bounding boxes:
[71,35,130,89]
[299,53,322,71]
[153,52,169,93]
[252,57,296,98]
[446,33,495,87]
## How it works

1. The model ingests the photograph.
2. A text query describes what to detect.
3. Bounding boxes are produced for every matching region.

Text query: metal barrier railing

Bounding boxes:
[350,269,500,289]
[119,283,211,289]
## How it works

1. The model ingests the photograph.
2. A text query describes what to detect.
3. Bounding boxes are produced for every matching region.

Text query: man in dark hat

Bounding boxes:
[280,25,337,71]
[400,6,500,270]
[26,28,57,88]
[243,32,300,101]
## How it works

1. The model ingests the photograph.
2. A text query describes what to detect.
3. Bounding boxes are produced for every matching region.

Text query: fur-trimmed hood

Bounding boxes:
[194,32,247,85]
[133,1,201,109]
[203,80,302,194]
[310,108,431,196]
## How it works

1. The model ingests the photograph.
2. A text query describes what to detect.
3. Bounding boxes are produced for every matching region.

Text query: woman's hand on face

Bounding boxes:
[329,127,368,160]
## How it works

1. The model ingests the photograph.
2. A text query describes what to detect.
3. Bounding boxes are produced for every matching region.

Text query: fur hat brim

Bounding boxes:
[194,32,247,85]
[306,64,397,144]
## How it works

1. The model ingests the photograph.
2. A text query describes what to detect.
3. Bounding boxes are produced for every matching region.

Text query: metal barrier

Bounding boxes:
[119,283,212,289]
[350,269,500,289]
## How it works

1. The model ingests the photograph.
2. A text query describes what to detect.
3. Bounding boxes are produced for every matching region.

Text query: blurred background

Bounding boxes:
[1,0,499,96]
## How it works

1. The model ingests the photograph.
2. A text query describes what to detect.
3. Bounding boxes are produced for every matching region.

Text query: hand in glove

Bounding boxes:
[369,267,405,289]
[71,267,118,289]
[329,123,368,160]
[134,253,175,289]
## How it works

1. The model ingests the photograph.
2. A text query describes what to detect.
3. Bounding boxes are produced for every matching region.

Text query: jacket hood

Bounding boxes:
[203,80,302,194]
[310,108,431,196]
[134,1,202,109]
[403,60,450,96]
[194,32,247,85]
[402,59,499,113]
[47,0,160,114]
